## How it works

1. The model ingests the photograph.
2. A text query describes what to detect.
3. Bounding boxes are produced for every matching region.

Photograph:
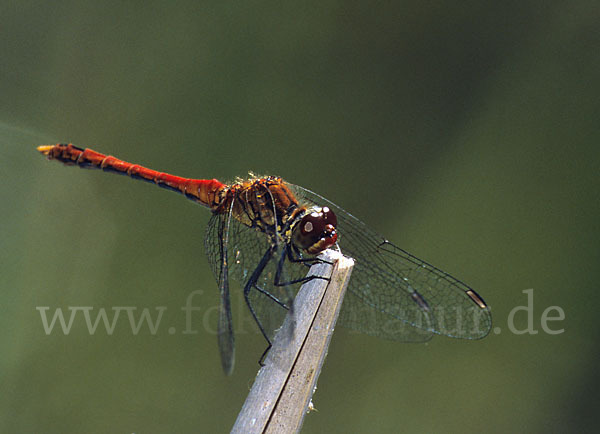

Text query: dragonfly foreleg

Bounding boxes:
[274,245,330,287]
[287,244,334,267]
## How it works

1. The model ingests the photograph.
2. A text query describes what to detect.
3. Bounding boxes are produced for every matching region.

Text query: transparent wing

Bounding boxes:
[205,213,235,374]
[291,183,492,342]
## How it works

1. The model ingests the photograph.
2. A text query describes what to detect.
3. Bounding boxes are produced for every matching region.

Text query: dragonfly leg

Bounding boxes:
[258,343,272,367]
[275,274,329,287]
[273,245,330,288]
[243,246,277,366]
[287,244,333,267]
[252,284,291,310]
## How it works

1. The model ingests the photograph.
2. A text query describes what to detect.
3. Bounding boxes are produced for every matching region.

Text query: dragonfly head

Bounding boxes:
[292,206,338,255]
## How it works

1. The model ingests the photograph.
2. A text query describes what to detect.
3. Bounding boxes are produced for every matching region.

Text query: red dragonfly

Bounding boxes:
[38,144,491,374]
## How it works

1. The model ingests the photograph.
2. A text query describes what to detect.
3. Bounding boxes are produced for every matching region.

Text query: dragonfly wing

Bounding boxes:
[205,212,235,375]
[367,240,492,339]
[339,284,433,342]
[291,184,492,341]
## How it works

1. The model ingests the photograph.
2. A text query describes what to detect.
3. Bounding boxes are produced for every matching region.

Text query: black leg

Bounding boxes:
[243,246,277,365]
[274,245,330,287]
[253,283,291,310]
[286,244,334,266]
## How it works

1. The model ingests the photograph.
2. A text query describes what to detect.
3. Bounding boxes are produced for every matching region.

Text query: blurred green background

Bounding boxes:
[1,1,598,432]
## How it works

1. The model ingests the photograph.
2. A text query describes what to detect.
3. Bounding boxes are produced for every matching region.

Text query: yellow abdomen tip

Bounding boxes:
[37,145,54,155]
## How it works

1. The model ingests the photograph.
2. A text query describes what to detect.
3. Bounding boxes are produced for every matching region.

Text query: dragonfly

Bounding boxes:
[37,144,492,375]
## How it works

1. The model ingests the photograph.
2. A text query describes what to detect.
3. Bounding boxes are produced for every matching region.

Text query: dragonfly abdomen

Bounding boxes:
[37,144,226,208]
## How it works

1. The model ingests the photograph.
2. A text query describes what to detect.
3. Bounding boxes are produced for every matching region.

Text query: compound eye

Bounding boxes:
[297,207,338,254]
[300,207,336,235]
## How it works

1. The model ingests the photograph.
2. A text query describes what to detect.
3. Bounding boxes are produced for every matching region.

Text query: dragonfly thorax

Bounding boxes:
[291,206,338,255]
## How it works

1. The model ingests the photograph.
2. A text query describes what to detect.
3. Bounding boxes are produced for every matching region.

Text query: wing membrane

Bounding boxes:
[205,213,235,375]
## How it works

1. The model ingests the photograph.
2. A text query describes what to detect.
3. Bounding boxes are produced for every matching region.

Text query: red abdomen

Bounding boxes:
[38,144,226,209]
